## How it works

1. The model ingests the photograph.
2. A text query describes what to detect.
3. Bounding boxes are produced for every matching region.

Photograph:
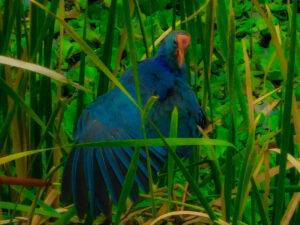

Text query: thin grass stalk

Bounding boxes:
[179,0,186,30]
[0,2,3,41]
[193,0,203,90]
[97,0,117,96]
[249,2,254,58]
[40,18,55,132]
[231,35,258,225]
[115,147,140,224]
[0,104,17,151]
[224,0,236,221]
[215,0,228,59]
[29,1,38,56]
[251,178,270,225]
[168,107,178,211]
[251,189,256,225]
[180,1,190,81]
[0,0,19,153]
[232,130,256,224]
[122,0,141,118]
[273,0,297,224]
[263,148,271,209]
[184,0,197,84]
[31,0,60,59]
[37,101,62,149]
[6,69,28,180]
[202,0,215,116]
[0,77,8,154]
[57,0,65,99]
[29,0,43,178]
[111,2,134,80]
[293,205,300,224]
[0,0,10,51]
[296,33,300,73]
[133,0,149,58]
[234,66,249,126]
[146,0,155,56]
[122,0,158,218]
[1,0,19,54]
[15,1,22,58]
[46,104,64,211]
[186,16,201,182]
[28,187,45,225]
[75,4,87,123]
[207,159,221,194]
[171,0,176,30]
[185,1,198,179]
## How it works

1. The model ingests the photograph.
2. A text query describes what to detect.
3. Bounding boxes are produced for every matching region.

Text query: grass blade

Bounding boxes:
[97,0,117,96]
[168,107,178,211]
[251,178,270,225]
[273,0,297,223]
[224,0,236,221]
[75,4,88,123]
[114,147,140,224]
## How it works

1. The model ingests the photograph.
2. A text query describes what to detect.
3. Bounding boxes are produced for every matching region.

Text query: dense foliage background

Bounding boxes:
[0,0,299,224]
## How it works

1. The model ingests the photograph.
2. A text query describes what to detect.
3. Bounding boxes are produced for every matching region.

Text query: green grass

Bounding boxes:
[0,0,299,224]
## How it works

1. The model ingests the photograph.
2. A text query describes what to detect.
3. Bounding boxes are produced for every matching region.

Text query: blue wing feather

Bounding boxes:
[72,149,88,219]
[116,148,149,193]
[95,149,120,204]
[92,153,110,215]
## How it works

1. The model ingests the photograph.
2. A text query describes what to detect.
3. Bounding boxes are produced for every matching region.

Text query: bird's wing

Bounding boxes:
[61,89,168,219]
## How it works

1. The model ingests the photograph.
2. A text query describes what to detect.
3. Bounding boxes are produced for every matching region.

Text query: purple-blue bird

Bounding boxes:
[61,31,207,219]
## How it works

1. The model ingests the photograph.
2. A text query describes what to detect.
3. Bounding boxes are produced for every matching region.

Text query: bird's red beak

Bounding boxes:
[175,34,190,67]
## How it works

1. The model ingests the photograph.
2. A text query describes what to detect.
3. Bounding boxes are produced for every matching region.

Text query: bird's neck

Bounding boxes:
[155,54,184,77]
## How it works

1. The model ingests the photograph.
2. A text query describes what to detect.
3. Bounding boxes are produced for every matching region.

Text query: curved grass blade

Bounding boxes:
[0,56,87,91]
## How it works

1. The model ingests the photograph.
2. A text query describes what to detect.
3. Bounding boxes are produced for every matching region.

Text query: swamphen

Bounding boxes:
[61,31,207,219]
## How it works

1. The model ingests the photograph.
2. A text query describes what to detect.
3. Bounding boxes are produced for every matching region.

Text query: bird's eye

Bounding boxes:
[173,39,177,45]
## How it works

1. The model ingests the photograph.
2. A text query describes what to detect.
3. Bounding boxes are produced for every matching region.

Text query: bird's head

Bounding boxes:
[157,31,191,71]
